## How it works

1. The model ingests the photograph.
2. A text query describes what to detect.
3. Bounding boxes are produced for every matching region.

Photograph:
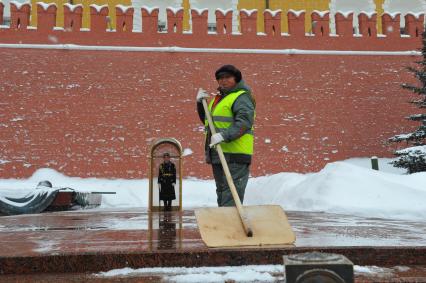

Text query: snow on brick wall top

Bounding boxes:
[2,0,29,17]
[0,3,424,49]
[384,0,426,27]
[330,0,375,34]
[131,0,181,31]
[10,0,30,10]
[190,0,235,24]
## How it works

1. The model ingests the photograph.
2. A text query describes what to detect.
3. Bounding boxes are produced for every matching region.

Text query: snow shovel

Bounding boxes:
[195,98,296,248]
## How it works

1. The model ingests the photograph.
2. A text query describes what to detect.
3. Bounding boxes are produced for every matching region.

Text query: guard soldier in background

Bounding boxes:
[158,152,176,211]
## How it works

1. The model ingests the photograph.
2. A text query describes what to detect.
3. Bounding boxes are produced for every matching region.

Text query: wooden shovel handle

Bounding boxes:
[202,98,253,237]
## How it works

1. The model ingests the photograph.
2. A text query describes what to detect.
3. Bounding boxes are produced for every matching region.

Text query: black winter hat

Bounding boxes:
[215,65,242,83]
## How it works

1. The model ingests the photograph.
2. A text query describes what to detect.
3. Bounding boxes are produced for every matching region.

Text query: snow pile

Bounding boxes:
[246,161,426,220]
[97,265,283,282]
[0,158,425,220]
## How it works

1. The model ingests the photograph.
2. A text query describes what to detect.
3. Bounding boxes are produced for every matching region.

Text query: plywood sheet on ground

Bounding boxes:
[195,205,296,247]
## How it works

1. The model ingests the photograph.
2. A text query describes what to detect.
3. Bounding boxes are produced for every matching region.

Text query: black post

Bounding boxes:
[371,156,379,170]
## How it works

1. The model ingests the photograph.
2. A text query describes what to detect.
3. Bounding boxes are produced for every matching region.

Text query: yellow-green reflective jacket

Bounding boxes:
[205,89,255,156]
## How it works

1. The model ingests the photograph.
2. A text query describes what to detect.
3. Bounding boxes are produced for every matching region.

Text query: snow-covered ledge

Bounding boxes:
[359,11,376,19]
[288,9,305,18]
[116,4,132,14]
[10,1,31,9]
[132,0,180,32]
[63,3,83,12]
[240,9,257,17]
[312,10,330,18]
[141,5,159,15]
[36,2,56,11]
[383,0,426,29]
[166,6,182,15]
[216,8,232,15]
[189,0,235,31]
[264,9,281,17]
[0,43,421,57]
[383,12,401,20]
[330,0,375,35]
[90,4,108,13]
[191,7,208,16]
[405,12,425,19]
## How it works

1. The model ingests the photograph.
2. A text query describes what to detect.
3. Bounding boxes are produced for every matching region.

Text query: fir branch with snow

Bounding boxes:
[392,145,426,173]
[389,25,426,173]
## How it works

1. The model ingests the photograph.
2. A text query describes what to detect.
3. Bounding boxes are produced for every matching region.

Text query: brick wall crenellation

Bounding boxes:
[0,2,424,50]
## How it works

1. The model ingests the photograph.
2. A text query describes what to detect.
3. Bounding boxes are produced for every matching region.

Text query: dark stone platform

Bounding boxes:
[0,209,425,275]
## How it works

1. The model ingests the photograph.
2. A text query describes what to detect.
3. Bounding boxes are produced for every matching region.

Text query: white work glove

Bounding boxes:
[196,88,210,102]
[209,133,225,148]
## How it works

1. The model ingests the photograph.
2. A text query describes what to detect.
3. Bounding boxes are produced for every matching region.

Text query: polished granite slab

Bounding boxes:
[0,208,425,274]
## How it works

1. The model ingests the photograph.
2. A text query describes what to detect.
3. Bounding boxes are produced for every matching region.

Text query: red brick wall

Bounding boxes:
[0,5,424,179]
[0,50,419,179]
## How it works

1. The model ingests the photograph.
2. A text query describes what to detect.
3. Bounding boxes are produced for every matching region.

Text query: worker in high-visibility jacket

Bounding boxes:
[196,65,256,207]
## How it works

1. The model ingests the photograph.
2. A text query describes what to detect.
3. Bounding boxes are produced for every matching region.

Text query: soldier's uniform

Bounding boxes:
[158,158,176,211]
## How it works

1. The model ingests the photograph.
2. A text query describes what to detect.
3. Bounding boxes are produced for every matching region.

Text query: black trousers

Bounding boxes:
[163,200,172,210]
[212,163,250,207]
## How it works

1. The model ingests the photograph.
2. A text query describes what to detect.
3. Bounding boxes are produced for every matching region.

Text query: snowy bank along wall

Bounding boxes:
[0,2,425,179]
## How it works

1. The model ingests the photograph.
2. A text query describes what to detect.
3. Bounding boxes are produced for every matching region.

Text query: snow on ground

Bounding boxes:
[0,158,425,221]
[245,159,426,220]
[354,265,394,275]
[352,265,410,279]
[96,264,408,281]
[97,265,284,282]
